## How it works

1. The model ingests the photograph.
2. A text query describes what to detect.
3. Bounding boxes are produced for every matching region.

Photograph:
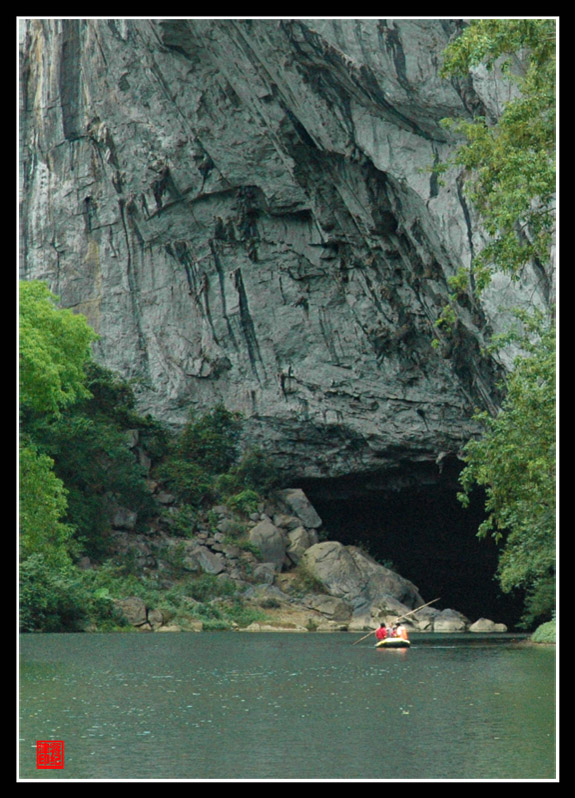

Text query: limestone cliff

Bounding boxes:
[19,18,552,484]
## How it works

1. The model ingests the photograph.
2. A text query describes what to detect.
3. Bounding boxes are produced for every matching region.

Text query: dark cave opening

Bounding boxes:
[297,464,525,630]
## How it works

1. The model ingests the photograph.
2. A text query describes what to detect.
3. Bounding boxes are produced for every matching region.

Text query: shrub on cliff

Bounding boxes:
[157,406,279,509]
[156,405,240,505]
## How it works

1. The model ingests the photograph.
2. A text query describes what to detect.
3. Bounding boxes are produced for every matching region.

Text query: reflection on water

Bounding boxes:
[19,633,556,781]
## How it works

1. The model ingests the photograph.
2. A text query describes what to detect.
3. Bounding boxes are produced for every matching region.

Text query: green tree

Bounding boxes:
[439,19,556,293]
[19,443,76,568]
[458,317,556,624]
[157,405,242,506]
[439,21,557,625]
[19,280,97,415]
[19,281,97,566]
[29,363,160,558]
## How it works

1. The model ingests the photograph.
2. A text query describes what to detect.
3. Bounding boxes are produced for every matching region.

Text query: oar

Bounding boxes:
[351,598,440,645]
[352,628,378,646]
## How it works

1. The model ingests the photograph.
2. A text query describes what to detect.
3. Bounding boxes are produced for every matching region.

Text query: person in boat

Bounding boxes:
[375,622,388,641]
[395,622,409,641]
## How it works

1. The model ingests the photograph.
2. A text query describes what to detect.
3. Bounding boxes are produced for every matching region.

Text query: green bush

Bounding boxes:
[164,504,198,538]
[182,574,238,602]
[219,597,267,628]
[228,448,280,495]
[225,489,261,516]
[177,405,241,474]
[531,619,556,644]
[157,405,244,508]
[19,555,121,632]
[156,458,215,507]
[291,563,325,595]
[24,362,158,560]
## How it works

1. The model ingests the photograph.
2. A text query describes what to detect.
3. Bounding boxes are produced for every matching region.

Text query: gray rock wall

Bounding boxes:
[19,18,551,482]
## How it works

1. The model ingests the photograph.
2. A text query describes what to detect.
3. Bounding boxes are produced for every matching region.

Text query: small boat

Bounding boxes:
[375,637,411,649]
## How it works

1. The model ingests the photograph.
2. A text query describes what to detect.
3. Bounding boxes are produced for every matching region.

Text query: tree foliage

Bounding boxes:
[18,281,281,632]
[440,19,556,293]
[29,362,160,557]
[156,405,278,509]
[19,281,97,415]
[19,443,76,568]
[19,282,96,568]
[458,317,556,623]
[19,281,159,628]
[438,21,557,625]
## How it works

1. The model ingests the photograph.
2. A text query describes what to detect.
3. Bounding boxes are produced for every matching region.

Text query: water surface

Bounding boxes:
[19,632,556,781]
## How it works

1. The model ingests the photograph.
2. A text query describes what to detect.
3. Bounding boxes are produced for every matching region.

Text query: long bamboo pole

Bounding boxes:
[395,597,441,622]
[351,598,440,645]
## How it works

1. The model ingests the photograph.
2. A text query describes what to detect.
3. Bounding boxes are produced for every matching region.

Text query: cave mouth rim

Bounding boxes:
[293,454,465,503]
[290,460,525,629]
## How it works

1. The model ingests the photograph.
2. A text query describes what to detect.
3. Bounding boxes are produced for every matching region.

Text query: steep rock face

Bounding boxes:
[19,19,550,482]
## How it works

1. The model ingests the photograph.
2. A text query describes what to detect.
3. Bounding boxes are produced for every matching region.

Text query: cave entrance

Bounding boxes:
[297,462,525,629]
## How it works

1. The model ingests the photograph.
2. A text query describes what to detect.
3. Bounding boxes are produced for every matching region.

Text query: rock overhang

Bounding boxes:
[20,18,551,486]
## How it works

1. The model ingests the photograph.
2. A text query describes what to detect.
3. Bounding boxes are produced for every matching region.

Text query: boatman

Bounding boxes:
[375,622,388,641]
[395,622,409,641]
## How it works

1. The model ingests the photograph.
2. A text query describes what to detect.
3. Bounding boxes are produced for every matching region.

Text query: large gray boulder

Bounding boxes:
[113,596,148,627]
[300,540,424,609]
[469,617,507,633]
[300,594,353,622]
[277,489,323,529]
[248,519,287,570]
[433,608,469,632]
[285,526,320,565]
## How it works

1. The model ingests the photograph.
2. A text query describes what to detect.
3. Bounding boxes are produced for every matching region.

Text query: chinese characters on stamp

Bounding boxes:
[36,740,64,769]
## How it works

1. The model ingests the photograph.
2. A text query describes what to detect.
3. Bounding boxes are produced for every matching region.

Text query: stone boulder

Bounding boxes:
[285,526,319,565]
[272,513,303,531]
[432,608,469,632]
[469,617,508,633]
[111,506,138,531]
[114,596,148,627]
[252,562,277,584]
[193,545,227,575]
[299,541,424,610]
[147,608,165,630]
[300,594,353,622]
[248,519,287,570]
[277,489,323,529]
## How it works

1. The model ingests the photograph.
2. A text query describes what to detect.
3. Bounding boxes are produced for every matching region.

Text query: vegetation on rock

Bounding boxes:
[18,281,279,632]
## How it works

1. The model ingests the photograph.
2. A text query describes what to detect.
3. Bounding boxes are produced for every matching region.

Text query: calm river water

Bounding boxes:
[19,632,556,781]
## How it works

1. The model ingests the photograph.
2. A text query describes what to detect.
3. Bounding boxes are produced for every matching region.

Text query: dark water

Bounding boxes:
[19,632,556,781]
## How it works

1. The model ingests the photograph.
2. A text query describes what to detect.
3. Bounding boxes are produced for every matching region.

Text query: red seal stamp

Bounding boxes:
[36,740,64,769]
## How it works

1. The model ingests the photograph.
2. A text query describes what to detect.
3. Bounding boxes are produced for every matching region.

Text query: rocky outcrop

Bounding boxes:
[19,19,552,486]
[104,481,506,633]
